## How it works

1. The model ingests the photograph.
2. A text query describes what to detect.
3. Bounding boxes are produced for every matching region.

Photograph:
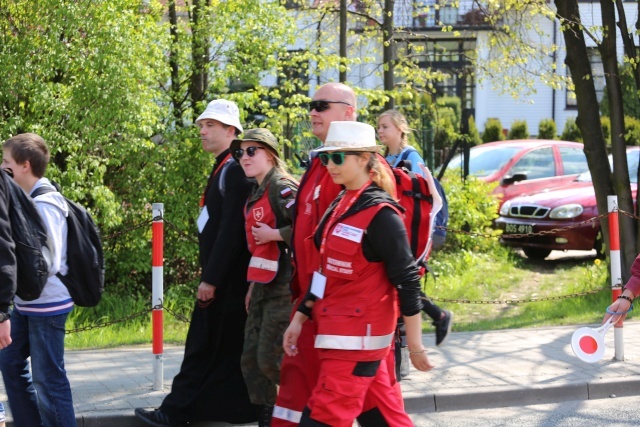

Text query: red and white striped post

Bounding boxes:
[152,203,164,390]
[607,195,624,361]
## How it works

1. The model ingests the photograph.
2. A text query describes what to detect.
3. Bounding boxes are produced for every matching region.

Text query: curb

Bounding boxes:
[403,378,640,414]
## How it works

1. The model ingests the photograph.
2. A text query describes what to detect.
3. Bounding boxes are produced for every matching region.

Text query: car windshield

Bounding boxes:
[576,150,640,184]
[446,146,522,177]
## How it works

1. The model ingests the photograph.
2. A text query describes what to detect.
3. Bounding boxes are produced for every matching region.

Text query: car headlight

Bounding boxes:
[549,204,583,219]
[499,200,512,216]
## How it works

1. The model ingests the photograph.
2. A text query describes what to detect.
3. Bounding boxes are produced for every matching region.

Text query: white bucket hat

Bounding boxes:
[316,121,381,153]
[195,99,243,133]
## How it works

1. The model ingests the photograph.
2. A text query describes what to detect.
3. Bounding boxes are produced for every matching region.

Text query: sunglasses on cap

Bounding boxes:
[318,151,360,166]
[309,100,352,113]
[233,146,265,161]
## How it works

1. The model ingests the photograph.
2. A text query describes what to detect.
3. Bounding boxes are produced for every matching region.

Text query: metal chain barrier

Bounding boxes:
[429,287,609,305]
[70,208,625,334]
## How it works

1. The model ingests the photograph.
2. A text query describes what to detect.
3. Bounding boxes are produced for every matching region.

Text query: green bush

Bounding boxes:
[465,115,482,146]
[507,120,529,140]
[625,116,640,146]
[537,119,557,140]
[600,116,611,146]
[439,171,501,253]
[560,118,583,142]
[482,118,505,142]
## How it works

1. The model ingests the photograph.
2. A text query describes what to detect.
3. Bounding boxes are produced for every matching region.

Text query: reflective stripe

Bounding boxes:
[315,332,394,350]
[272,405,302,423]
[249,256,279,272]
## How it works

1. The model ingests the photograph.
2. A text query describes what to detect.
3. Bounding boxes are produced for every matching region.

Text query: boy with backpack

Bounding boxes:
[0,133,76,427]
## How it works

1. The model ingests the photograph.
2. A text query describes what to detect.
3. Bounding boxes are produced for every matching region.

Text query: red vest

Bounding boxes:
[245,188,280,284]
[313,203,400,361]
[291,157,342,300]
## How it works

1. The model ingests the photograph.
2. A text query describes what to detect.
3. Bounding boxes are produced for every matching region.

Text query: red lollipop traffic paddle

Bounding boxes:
[571,316,618,363]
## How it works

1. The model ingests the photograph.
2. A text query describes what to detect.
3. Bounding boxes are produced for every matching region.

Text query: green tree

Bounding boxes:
[0,0,168,292]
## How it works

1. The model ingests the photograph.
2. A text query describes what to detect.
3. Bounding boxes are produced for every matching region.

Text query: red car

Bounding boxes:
[495,147,640,259]
[446,140,589,207]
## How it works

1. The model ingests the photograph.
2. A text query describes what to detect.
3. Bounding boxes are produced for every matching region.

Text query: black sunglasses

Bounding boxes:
[233,146,265,161]
[318,151,359,166]
[309,100,352,112]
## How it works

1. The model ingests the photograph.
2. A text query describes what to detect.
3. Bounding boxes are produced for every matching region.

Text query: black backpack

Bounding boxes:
[2,170,53,301]
[32,185,105,307]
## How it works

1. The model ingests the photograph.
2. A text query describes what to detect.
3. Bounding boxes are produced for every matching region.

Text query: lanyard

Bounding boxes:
[199,153,232,208]
[318,180,371,260]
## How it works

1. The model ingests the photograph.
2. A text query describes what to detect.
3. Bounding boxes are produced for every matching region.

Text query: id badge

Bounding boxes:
[310,271,327,299]
[197,206,209,233]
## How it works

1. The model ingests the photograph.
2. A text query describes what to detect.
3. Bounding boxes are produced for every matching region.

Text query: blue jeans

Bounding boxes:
[0,311,75,427]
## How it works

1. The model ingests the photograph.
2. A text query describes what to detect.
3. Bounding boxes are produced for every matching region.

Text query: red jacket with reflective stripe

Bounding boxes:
[245,188,280,284]
[313,203,399,362]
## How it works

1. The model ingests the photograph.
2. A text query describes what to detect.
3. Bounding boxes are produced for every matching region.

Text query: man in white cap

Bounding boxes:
[136,99,257,426]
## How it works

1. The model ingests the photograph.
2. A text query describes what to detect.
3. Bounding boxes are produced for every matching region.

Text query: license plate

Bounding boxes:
[504,223,533,234]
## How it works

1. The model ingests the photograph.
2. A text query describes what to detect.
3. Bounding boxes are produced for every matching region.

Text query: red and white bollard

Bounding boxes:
[607,195,624,361]
[152,203,164,390]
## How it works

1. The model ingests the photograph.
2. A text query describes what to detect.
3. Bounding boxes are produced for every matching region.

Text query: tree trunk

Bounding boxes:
[339,0,347,82]
[382,0,395,110]
[601,0,636,280]
[555,0,615,268]
[615,0,640,257]
[168,0,183,123]
[190,0,209,112]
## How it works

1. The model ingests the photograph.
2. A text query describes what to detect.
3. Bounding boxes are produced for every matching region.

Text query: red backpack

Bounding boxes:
[385,158,443,276]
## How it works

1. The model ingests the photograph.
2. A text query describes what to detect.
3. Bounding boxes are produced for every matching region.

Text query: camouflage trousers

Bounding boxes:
[241,294,292,405]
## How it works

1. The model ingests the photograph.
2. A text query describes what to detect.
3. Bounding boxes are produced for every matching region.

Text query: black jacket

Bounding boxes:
[0,172,16,313]
[199,149,253,293]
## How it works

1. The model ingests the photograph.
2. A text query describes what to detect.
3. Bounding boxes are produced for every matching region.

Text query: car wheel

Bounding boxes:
[523,247,552,260]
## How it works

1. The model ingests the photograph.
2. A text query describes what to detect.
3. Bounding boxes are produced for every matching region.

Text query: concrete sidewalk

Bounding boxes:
[4,321,640,426]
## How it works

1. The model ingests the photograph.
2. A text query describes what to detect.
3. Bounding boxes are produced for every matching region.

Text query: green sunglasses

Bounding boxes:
[318,151,359,166]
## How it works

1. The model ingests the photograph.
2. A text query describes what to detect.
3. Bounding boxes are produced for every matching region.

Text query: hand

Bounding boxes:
[245,282,254,313]
[408,348,435,372]
[0,320,11,350]
[197,281,216,302]
[252,222,275,245]
[604,297,632,326]
[283,321,302,357]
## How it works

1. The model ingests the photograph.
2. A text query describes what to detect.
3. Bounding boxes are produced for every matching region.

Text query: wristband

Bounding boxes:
[618,294,634,304]
[409,349,426,356]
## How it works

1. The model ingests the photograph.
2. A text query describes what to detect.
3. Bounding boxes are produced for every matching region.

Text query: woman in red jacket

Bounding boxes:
[283,121,433,427]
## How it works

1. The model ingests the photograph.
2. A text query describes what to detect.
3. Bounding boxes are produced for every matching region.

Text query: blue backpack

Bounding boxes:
[398,148,448,249]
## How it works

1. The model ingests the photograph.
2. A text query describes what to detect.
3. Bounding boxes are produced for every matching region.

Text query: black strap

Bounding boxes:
[410,175,421,257]
[30,186,56,199]
[398,147,417,163]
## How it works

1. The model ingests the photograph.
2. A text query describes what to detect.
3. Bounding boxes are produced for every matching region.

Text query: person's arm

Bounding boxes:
[35,197,67,276]
[0,175,15,348]
[251,178,297,246]
[201,163,252,290]
[604,254,640,325]
[365,207,434,371]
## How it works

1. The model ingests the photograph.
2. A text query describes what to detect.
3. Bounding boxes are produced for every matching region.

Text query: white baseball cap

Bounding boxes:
[195,99,243,133]
[315,121,381,153]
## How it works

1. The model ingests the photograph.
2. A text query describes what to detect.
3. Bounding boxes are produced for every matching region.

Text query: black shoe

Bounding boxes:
[433,310,453,347]
[135,407,185,427]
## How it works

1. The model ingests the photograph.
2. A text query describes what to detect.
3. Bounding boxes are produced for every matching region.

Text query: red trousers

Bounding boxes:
[272,320,402,426]
[272,319,320,425]
[301,358,412,427]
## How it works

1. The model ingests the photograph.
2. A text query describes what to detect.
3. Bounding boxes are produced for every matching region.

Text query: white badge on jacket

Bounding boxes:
[197,207,209,233]
[310,271,327,299]
[332,223,364,243]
